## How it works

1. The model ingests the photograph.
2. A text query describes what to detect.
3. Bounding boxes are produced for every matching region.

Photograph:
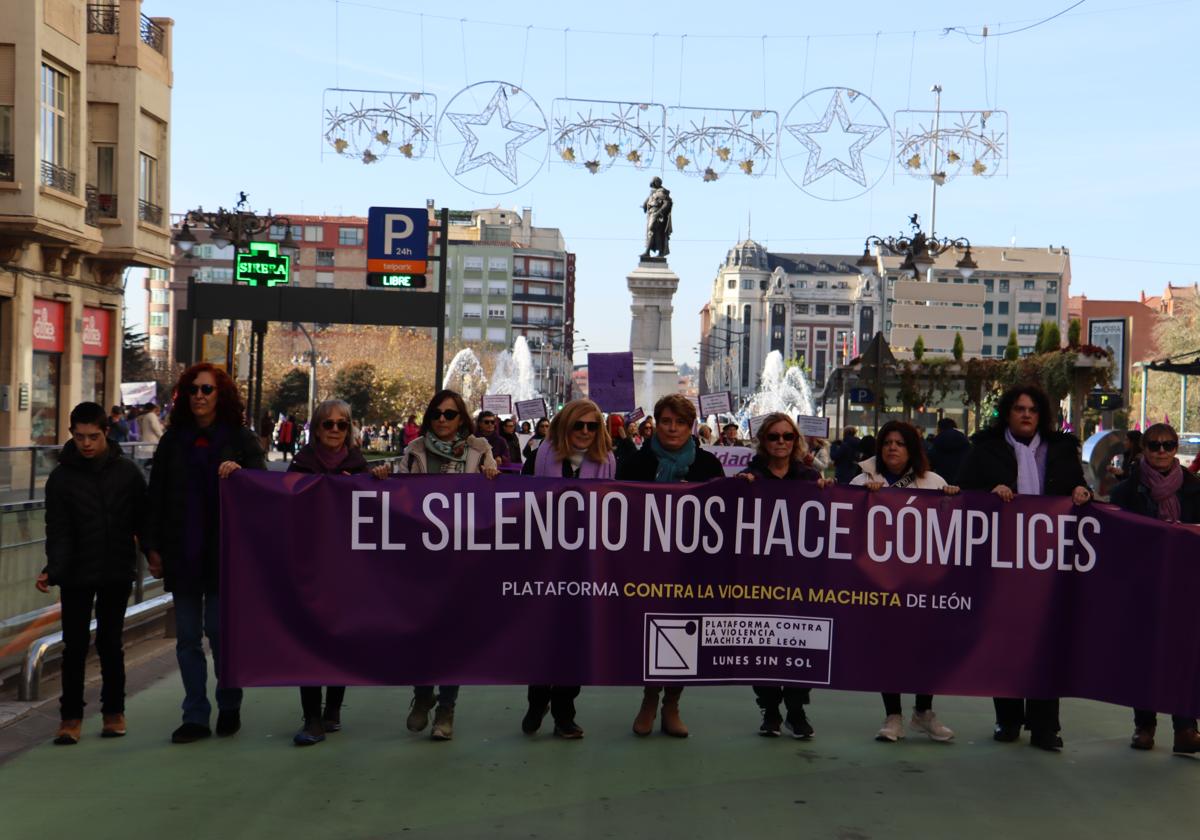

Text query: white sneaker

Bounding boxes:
[876,714,905,742]
[910,709,955,742]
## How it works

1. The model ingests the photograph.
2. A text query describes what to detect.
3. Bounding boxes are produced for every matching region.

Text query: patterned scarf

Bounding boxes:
[650,435,696,483]
[424,431,468,463]
[1140,461,1183,522]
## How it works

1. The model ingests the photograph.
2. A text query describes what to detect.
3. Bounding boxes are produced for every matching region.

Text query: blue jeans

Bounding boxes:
[173,591,242,725]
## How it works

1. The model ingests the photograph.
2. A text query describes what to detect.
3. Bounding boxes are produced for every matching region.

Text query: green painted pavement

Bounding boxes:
[3,675,1197,840]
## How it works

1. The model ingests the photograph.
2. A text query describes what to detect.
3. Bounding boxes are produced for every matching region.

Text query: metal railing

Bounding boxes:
[0,152,13,182]
[140,14,165,53]
[511,316,564,327]
[85,185,117,224]
[514,270,565,281]
[512,292,564,304]
[139,199,163,225]
[86,2,119,34]
[0,444,158,503]
[40,160,77,194]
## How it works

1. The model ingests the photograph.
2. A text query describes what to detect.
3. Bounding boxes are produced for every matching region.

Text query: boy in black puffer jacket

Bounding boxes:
[37,402,147,745]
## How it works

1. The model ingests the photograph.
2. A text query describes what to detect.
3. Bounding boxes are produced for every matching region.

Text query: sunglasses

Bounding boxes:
[187,384,215,395]
[572,421,600,432]
[321,419,350,431]
[428,409,460,421]
[1145,440,1178,452]
[766,432,797,443]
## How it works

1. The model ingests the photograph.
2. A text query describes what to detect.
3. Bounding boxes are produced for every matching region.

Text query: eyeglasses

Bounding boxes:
[766,432,797,443]
[321,419,350,431]
[428,409,460,421]
[1012,405,1039,415]
[1145,439,1178,452]
[187,384,215,396]
[572,421,600,432]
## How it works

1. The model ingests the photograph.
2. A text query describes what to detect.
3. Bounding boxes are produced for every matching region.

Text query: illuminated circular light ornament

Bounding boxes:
[780,87,891,201]
[437,81,548,195]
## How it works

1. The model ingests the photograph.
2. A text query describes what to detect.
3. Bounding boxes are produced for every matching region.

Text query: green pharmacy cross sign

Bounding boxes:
[235,241,291,287]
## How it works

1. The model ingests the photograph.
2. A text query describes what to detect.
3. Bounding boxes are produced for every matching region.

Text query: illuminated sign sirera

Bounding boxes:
[235,241,291,287]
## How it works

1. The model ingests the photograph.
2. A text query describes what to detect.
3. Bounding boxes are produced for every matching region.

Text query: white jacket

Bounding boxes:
[850,456,948,490]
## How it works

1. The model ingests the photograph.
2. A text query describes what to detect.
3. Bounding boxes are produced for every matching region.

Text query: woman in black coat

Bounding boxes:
[287,399,389,746]
[144,363,265,744]
[1110,423,1200,754]
[955,384,1092,751]
[617,395,724,738]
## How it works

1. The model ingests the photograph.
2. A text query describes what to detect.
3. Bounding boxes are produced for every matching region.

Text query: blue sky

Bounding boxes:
[135,0,1200,368]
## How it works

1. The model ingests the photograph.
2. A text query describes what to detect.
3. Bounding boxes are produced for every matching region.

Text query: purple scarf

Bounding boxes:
[532,442,616,479]
[314,443,349,473]
[1141,462,1184,522]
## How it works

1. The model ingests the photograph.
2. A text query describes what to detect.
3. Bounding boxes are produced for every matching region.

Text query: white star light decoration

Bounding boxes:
[781,87,891,201]
[438,82,547,193]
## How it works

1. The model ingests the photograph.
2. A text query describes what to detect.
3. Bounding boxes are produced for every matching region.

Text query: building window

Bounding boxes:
[149,335,167,351]
[794,328,808,343]
[488,282,508,296]
[981,344,992,356]
[983,323,993,337]
[316,249,334,267]
[149,312,167,328]
[462,326,482,341]
[487,305,506,319]
[151,289,168,304]
[1046,302,1057,316]
[488,257,508,271]
[998,301,1009,314]
[315,272,334,287]
[835,305,850,316]
[815,304,830,315]
[815,349,827,388]
[338,227,363,246]
[742,278,752,290]
[997,323,1009,336]
[984,301,993,314]
[816,329,828,343]
[1024,280,1036,290]
[794,303,809,314]
[95,145,116,213]
[462,303,482,319]
[41,63,71,186]
[727,279,736,289]
[1048,280,1058,293]
[816,281,827,289]
[464,255,484,271]
[304,225,323,242]
[463,280,482,294]
[486,327,507,342]
[797,280,807,289]
[1018,323,1039,335]
[984,278,994,291]
[999,279,1009,292]
[1018,301,1042,313]
[139,153,160,222]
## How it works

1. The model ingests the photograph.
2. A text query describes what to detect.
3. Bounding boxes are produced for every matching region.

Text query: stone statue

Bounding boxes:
[640,177,673,260]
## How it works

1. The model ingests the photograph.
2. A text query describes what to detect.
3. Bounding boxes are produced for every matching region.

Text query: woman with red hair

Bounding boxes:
[144,363,265,744]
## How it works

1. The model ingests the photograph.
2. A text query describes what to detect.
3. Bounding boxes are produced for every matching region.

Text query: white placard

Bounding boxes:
[515,398,549,421]
[120,381,157,406]
[748,414,772,437]
[482,394,513,414]
[1088,318,1126,392]
[698,391,733,417]
[795,415,830,439]
[703,445,756,477]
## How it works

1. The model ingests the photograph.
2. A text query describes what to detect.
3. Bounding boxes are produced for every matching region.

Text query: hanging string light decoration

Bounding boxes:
[321,89,438,163]
[779,87,891,201]
[436,81,548,195]
[551,99,665,174]
[893,109,1008,180]
[664,108,778,182]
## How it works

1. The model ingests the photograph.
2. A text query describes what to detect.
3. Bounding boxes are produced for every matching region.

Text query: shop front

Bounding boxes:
[30,298,64,445]
[80,306,111,407]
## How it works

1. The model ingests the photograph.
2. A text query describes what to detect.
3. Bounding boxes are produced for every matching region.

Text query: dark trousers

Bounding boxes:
[753,685,811,712]
[882,693,933,716]
[994,697,1060,733]
[1133,709,1197,732]
[300,686,346,720]
[173,590,242,725]
[414,685,459,709]
[527,685,581,723]
[59,582,132,720]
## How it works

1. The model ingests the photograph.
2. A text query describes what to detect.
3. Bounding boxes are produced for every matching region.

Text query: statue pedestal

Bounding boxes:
[627,259,680,411]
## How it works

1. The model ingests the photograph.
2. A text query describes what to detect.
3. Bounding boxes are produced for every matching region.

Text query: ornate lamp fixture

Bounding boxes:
[172,192,298,256]
[856,214,976,280]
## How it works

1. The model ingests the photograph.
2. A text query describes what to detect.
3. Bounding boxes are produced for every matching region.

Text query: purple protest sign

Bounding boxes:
[221,473,1200,717]
[587,352,635,412]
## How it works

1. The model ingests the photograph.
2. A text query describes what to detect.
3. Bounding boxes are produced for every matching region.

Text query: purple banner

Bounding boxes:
[221,473,1200,716]
[586,352,634,412]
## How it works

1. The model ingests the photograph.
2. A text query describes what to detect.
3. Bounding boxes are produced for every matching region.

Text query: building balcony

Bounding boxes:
[85,186,119,225]
[87,3,119,34]
[41,161,77,195]
[140,13,166,53]
[511,316,564,327]
[0,153,13,182]
[514,270,564,281]
[138,199,163,226]
[512,292,564,304]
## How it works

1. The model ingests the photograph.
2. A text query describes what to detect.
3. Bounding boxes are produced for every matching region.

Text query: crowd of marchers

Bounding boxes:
[38,362,1200,757]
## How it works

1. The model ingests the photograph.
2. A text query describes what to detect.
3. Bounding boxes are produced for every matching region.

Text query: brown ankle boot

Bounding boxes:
[54,719,82,745]
[632,687,660,736]
[1173,727,1200,754]
[660,688,689,738]
[101,713,127,738]
[1130,726,1155,750]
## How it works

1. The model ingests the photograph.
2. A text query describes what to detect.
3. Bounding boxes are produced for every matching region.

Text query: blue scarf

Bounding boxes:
[650,435,696,483]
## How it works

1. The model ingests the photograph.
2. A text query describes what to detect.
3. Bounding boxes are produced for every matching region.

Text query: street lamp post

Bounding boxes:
[173,193,299,430]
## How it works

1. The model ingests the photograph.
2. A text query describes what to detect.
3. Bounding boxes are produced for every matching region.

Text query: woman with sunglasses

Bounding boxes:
[1110,423,1200,755]
[736,413,833,739]
[394,389,499,740]
[619,394,725,737]
[956,384,1091,751]
[286,400,388,746]
[144,363,265,744]
[522,418,550,462]
[519,399,616,738]
[635,418,655,449]
[499,416,523,467]
[850,420,960,745]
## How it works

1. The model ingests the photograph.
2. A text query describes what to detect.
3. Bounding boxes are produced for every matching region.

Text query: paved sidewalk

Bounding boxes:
[1,668,1197,839]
